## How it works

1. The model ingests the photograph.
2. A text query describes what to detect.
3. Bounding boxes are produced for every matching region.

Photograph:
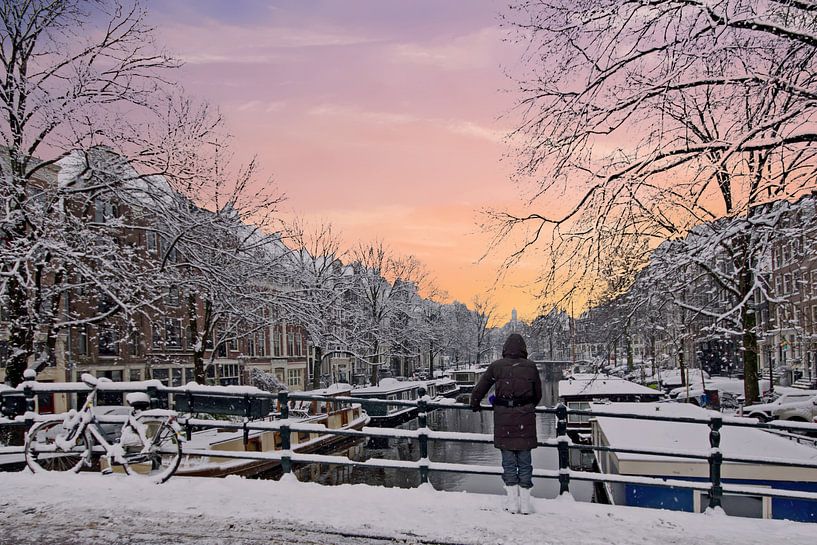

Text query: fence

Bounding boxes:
[3,380,817,519]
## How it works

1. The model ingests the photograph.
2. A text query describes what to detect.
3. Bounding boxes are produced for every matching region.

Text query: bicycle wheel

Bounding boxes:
[25,419,92,474]
[118,418,182,483]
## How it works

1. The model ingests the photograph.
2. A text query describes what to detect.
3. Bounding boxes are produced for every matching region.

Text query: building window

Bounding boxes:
[129,329,139,356]
[94,200,118,223]
[247,336,256,357]
[129,368,142,381]
[162,236,177,263]
[98,295,115,314]
[165,318,181,350]
[254,331,265,357]
[152,368,169,386]
[287,368,300,387]
[273,326,282,356]
[146,232,159,254]
[77,325,89,355]
[287,328,295,356]
[166,287,180,307]
[98,328,118,356]
[152,322,163,349]
[783,274,792,294]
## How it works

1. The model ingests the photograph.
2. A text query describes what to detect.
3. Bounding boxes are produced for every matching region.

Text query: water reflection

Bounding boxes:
[290,408,593,502]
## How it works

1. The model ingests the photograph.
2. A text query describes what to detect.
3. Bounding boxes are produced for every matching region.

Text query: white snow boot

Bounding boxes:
[519,487,533,515]
[503,485,520,513]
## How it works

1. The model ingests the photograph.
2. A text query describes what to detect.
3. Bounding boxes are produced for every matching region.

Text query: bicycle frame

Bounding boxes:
[56,382,174,468]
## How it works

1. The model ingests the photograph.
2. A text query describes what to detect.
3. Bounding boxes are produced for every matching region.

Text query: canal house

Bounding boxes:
[591,402,817,522]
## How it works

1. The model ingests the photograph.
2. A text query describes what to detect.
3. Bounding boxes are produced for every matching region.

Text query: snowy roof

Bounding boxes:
[559,375,661,398]
[352,378,425,394]
[308,383,354,396]
[593,403,817,470]
[660,368,709,386]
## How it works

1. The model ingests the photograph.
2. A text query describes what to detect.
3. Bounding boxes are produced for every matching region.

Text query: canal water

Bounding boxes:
[291,408,594,502]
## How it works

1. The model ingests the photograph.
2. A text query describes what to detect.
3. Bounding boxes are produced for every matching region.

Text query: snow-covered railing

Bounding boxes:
[3,380,817,519]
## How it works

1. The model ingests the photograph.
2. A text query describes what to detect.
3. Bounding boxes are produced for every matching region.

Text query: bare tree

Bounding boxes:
[279,219,352,389]
[346,242,427,385]
[0,0,224,385]
[494,0,817,402]
[472,295,496,364]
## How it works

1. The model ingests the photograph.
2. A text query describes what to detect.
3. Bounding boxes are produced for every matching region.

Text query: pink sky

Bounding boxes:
[145,0,542,323]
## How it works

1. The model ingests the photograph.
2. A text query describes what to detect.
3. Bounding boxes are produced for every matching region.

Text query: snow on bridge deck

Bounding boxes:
[0,472,813,545]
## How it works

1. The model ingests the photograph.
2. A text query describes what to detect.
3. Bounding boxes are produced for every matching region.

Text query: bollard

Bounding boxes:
[555,403,571,495]
[417,388,429,485]
[708,415,723,510]
[278,391,291,474]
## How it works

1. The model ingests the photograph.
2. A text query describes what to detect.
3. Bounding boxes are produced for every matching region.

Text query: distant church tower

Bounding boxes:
[511,308,518,332]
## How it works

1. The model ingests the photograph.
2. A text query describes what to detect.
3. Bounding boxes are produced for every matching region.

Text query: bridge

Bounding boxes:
[1,380,817,544]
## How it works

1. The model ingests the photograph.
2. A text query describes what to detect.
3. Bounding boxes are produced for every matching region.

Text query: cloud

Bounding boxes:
[164,22,379,66]
[307,104,417,126]
[389,27,503,71]
[307,103,508,141]
[445,120,506,143]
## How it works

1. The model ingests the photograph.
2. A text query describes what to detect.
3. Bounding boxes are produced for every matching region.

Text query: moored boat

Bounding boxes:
[559,373,664,441]
[176,383,369,477]
[591,402,817,522]
[350,378,426,427]
[447,366,487,397]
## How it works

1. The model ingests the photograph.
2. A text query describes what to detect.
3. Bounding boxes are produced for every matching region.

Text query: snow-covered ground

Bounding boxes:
[1,472,814,544]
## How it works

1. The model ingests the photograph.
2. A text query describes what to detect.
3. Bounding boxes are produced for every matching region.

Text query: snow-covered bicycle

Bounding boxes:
[24,373,183,483]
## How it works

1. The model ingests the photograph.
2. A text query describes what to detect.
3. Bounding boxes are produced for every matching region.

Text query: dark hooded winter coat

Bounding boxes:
[469,334,542,451]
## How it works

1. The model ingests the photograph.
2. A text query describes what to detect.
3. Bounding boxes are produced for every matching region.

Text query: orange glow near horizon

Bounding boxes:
[145,0,545,324]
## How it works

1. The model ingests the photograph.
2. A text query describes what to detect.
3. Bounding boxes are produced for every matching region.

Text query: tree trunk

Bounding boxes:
[5,276,33,386]
[369,340,379,386]
[741,291,761,404]
[189,295,209,384]
[312,346,322,390]
[737,233,761,404]
[626,331,634,372]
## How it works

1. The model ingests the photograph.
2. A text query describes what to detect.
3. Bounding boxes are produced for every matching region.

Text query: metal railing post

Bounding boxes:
[417,388,429,485]
[243,394,251,448]
[555,403,570,495]
[278,391,292,475]
[146,385,160,409]
[22,382,35,433]
[22,382,35,413]
[708,415,723,510]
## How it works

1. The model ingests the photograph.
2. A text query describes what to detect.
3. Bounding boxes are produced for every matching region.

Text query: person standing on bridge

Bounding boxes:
[470,333,542,515]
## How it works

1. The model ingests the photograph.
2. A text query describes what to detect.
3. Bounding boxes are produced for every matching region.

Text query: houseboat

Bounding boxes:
[425,377,460,399]
[591,402,817,522]
[176,383,369,478]
[350,378,427,427]
[448,366,487,396]
[559,374,664,440]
